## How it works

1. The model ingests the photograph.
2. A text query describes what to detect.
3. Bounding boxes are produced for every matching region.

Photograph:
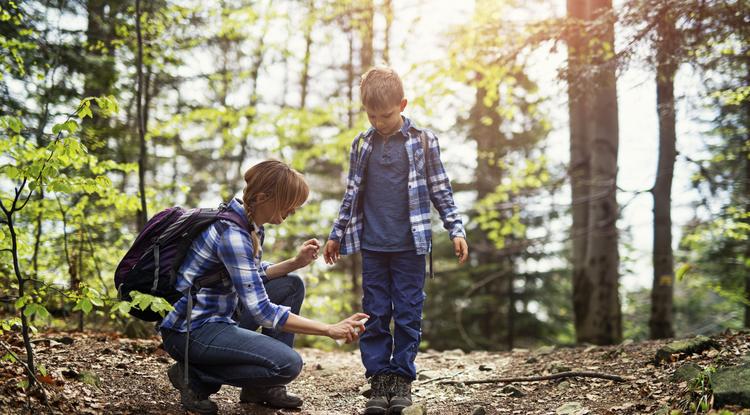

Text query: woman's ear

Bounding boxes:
[255,192,271,204]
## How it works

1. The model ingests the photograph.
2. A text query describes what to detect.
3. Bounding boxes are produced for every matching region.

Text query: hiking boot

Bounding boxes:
[167,363,218,415]
[388,374,413,414]
[363,374,389,415]
[240,385,303,409]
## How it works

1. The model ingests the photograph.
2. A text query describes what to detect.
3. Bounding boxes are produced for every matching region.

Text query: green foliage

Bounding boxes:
[128,291,174,317]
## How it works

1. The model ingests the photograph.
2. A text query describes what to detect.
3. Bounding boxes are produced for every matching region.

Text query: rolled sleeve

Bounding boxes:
[217,226,290,330]
[425,132,466,240]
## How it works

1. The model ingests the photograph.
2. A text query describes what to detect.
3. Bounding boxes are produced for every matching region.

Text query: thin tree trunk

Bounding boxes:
[650,8,677,339]
[135,0,148,229]
[567,0,592,342]
[1,197,36,387]
[744,72,750,328]
[347,28,355,127]
[359,0,374,71]
[300,0,314,109]
[382,0,392,64]
[583,0,621,345]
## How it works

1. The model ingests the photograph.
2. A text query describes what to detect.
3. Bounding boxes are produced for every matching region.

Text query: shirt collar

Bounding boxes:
[398,116,412,137]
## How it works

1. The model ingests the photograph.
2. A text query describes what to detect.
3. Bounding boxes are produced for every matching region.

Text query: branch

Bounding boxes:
[438,370,629,385]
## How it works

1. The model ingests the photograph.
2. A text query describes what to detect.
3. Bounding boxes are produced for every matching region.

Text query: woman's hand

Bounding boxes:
[326,313,369,344]
[323,240,340,264]
[294,239,320,268]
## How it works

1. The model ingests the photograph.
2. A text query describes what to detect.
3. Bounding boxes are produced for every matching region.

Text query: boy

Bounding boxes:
[324,66,468,415]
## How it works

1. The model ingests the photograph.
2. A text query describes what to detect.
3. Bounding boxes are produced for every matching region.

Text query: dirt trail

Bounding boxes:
[1,330,748,414]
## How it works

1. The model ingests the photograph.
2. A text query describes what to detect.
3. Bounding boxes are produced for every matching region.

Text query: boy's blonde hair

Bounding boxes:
[360,66,404,111]
[242,160,309,256]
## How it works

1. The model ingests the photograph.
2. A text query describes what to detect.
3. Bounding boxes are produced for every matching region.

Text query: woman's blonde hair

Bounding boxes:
[242,160,309,256]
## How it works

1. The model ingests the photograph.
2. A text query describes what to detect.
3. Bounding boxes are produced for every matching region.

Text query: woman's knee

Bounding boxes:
[286,273,306,300]
[276,348,303,381]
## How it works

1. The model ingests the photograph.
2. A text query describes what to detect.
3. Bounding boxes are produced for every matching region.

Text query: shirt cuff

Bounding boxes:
[274,306,291,330]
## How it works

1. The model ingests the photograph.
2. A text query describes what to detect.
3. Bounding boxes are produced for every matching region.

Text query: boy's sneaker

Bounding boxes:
[167,363,218,415]
[388,374,413,414]
[240,385,303,409]
[364,374,390,415]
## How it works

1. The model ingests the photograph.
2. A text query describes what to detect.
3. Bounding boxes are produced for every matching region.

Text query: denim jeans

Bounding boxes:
[359,250,425,380]
[161,273,306,395]
[237,273,306,348]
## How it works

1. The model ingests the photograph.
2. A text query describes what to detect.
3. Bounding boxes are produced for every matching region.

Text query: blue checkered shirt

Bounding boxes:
[328,118,466,255]
[159,198,290,332]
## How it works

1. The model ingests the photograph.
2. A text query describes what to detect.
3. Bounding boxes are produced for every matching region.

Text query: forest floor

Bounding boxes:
[1,329,749,415]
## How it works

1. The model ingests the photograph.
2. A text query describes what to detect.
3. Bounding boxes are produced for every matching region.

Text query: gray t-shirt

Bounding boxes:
[362,128,415,252]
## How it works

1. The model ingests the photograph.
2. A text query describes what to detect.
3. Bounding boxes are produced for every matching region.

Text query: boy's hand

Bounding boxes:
[453,237,469,264]
[323,240,341,265]
[294,239,320,268]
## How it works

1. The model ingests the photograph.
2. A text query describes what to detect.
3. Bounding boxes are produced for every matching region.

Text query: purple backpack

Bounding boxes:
[114,203,246,321]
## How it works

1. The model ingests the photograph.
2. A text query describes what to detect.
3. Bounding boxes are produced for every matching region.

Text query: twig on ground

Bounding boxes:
[417,370,465,385]
[437,370,629,385]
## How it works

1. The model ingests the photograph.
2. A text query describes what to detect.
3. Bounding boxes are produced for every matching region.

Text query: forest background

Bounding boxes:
[1,0,748,391]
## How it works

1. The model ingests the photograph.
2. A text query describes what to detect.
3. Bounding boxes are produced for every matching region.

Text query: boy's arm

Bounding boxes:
[424,131,466,240]
[327,134,362,243]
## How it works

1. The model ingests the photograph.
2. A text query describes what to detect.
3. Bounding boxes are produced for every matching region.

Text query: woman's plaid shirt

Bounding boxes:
[328,119,466,256]
[159,198,290,332]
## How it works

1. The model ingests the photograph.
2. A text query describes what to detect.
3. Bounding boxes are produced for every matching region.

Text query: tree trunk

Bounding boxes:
[359,0,374,71]
[135,0,148,230]
[568,0,622,344]
[743,63,750,329]
[650,8,677,339]
[382,0,392,64]
[300,0,314,109]
[583,0,621,345]
[567,0,593,342]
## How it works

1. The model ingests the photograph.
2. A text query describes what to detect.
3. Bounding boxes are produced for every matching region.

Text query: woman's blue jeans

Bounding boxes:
[161,274,306,395]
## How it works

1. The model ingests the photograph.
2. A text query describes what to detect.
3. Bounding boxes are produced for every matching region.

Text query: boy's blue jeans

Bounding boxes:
[360,249,426,381]
[161,274,305,395]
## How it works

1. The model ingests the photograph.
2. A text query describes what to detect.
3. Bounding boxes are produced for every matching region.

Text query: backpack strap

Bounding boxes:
[181,202,248,386]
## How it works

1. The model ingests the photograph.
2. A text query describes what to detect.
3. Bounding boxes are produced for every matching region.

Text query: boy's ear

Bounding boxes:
[400,98,408,112]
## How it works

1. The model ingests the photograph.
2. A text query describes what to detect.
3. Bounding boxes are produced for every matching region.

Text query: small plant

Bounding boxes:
[676,366,716,414]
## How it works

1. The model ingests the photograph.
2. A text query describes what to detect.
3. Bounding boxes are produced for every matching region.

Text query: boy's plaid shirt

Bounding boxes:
[328,118,466,256]
[160,198,290,333]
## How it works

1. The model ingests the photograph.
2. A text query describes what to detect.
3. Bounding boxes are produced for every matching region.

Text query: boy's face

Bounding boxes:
[364,98,408,137]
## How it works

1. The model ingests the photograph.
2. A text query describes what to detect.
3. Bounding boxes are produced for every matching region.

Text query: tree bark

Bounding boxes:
[135,0,148,229]
[359,0,374,71]
[584,0,621,345]
[649,8,677,339]
[567,0,593,343]
[300,0,314,109]
[568,0,622,344]
[382,0,392,64]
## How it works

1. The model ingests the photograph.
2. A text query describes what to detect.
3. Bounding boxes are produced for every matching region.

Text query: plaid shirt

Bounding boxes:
[328,118,466,255]
[159,198,289,332]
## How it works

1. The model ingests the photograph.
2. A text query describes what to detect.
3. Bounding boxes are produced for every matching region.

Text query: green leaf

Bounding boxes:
[15,296,28,309]
[676,263,692,281]
[74,298,93,314]
[6,116,22,133]
[38,364,47,377]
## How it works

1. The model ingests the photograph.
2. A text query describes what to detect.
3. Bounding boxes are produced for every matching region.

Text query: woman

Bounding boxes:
[159,160,367,414]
